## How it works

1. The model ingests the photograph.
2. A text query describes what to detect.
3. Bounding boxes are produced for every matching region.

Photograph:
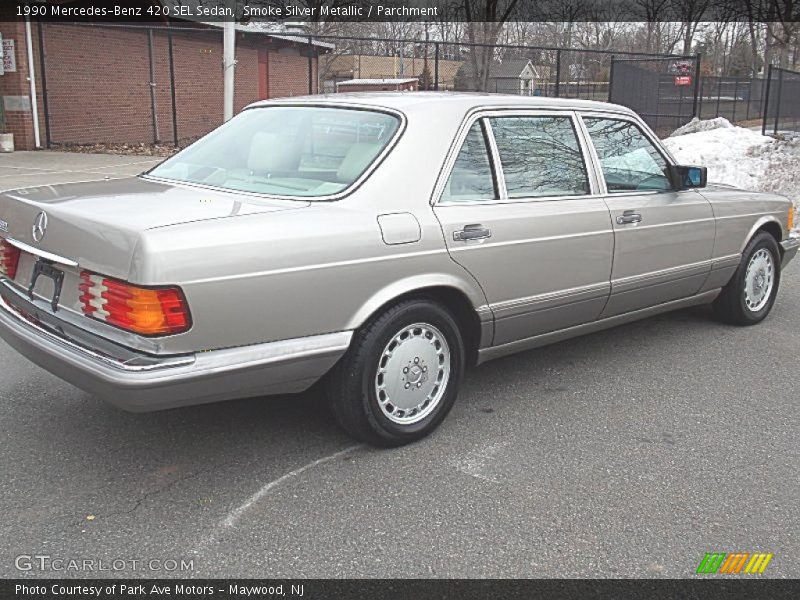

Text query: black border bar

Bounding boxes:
[2,579,800,600]
[1,0,799,23]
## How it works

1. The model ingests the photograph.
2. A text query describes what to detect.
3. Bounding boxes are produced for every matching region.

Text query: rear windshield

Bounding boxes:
[148,106,401,198]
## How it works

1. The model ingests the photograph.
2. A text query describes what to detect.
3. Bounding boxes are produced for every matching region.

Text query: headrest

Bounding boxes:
[247,132,301,173]
[337,142,380,183]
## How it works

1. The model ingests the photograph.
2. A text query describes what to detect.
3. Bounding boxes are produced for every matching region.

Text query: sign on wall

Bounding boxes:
[2,38,17,74]
[669,59,693,76]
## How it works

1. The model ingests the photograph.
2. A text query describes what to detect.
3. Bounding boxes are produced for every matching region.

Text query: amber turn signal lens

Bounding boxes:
[79,271,191,336]
[788,206,795,232]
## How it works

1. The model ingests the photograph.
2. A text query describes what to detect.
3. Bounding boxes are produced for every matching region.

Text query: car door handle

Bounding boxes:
[453,225,492,241]
[616,212,642,225]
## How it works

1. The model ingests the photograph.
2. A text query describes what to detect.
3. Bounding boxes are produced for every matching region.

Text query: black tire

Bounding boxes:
[713,232,781,325]
[326,298,465,447]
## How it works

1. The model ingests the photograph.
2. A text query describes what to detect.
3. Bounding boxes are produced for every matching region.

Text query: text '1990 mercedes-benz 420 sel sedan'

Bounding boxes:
[1,94,798,446]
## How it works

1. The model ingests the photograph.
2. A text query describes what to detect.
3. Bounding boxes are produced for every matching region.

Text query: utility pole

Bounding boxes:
[222,0,237,121]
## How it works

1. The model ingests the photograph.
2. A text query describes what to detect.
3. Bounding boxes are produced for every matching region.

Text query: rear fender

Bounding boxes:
[345,272,492,345]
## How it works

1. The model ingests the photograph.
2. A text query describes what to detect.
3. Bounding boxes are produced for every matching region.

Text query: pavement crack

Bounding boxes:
[72,462,226,526]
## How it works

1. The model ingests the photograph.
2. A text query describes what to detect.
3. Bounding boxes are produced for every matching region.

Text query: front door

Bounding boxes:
[579,115,715,317]
[433,112,614,347]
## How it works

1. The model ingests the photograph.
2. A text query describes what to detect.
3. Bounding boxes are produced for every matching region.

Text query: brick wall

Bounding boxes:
[268,46,317,99]
[3,23,321,150]
[41,24,156,145]
[0,20,46,150]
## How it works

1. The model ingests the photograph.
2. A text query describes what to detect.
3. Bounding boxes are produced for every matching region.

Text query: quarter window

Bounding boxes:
[583,117,673,192]
[489,116,590,199]
[441,122,497,202]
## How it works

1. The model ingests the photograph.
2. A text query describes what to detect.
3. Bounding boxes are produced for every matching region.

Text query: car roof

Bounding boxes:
[246,91,637,117]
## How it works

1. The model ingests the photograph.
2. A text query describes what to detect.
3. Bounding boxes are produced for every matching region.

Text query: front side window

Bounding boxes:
[148,107,400,198]
[441,121,497,202]
[583,117,673,192]
[489,116,590,199]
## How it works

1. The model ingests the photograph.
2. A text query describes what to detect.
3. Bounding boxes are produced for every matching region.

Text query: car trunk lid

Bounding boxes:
[0,176,308,280]
[0,177,307,321]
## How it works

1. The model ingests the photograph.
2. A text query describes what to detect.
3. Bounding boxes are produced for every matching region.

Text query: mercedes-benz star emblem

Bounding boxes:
[32,211,48,243]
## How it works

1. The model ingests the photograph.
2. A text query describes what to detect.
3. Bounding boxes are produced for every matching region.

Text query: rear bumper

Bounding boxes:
[0,284,351,412]
[781,234,799,268]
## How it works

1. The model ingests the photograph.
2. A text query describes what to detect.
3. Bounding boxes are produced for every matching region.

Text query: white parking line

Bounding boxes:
[195,444,362,553]
[0,159,160,175]
[0,165,66,173]
[86,159,163,170]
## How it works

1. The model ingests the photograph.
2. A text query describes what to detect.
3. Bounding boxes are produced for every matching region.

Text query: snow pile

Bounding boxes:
[671,117,735,136]
[663,118,799,205]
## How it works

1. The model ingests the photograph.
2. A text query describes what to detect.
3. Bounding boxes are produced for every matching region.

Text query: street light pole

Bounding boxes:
[222,0,236,121]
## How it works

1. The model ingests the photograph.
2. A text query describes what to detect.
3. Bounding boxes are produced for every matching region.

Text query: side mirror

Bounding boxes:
[670,165,707,189]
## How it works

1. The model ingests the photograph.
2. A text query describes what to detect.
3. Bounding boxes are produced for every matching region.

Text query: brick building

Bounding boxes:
[336,78,419,92]
[0,20,331,150]
[322,54,463,93]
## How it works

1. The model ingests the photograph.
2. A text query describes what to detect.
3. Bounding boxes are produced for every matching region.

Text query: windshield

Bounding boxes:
[148,106,401,198]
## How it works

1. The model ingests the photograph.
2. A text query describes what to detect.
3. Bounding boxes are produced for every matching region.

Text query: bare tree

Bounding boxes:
[631,0,673,53]
[766,0,799,67]
[463,0,520,91]
[671,0,713,54]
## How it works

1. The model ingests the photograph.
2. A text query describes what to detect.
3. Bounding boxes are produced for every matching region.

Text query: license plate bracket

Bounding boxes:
[28,259,65,312]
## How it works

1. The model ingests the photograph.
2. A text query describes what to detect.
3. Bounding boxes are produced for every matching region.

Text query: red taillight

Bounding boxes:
[79,271,191,336]
[0,239,21,280]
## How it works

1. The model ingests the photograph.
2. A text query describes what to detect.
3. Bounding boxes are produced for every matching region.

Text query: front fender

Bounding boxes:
[740,215,784,253]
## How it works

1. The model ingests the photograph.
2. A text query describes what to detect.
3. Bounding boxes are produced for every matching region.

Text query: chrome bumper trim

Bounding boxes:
[0,288,353,411]
[780,236,799,250]
[781,235,799,268]
[0,286,193,372]
[3,236,79,268]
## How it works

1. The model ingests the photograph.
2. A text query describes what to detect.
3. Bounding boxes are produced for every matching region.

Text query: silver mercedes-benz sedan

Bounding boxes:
[0,93,797,446]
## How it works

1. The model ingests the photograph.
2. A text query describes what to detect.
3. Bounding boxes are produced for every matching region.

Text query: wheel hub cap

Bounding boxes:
[375,323,451,425]
[744,248,774,312]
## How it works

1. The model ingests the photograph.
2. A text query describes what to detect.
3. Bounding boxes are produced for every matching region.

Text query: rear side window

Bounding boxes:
[441,122,497,202]
[583,117,673,192]
[489,116,589,199]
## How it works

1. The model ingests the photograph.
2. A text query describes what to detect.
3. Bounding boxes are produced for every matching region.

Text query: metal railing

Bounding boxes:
[698,76,767,124]
[762,65,800,136]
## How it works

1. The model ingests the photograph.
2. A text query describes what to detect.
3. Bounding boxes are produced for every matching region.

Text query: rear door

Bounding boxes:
[578,114,715,317]
[432,111,614,347]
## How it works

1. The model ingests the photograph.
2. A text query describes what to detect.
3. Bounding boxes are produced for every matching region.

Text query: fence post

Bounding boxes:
[745,78,751,121]
[731,78,738,123]
[147,28,160,144]
[715,76,722,119]
[434,42,439,91]
[37,21,51,148]
[697,77,704,118]
[554,49,561,98]
[773,67,784,135]
[308,36,314,94]
[692,54,701,118]
[607,55,615,102]
[167,29,178,146]
[762,64,773,136]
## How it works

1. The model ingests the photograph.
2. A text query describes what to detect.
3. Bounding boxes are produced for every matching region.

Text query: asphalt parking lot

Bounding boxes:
[0,152,798,579]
